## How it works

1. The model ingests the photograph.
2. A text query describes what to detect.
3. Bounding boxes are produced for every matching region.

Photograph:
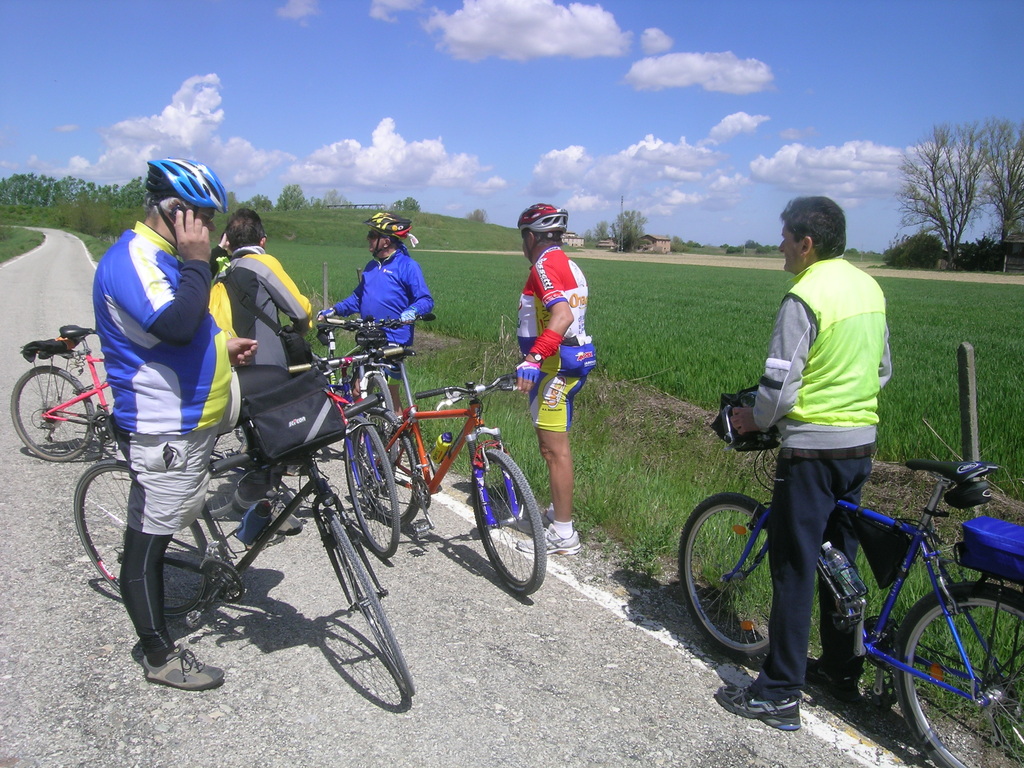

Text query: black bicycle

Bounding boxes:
[73,395,414,699]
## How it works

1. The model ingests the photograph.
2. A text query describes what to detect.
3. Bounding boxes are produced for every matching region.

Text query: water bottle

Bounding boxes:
[820,542,868,598]
[234,499,272,546]
[820,541,868,633]
[431,432,453,463]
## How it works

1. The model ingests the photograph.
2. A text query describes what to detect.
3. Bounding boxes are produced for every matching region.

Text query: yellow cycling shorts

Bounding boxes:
[529,370,587,433]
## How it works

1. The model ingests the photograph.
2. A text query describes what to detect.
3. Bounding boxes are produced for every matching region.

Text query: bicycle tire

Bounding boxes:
[894,581,1024,768]
[325,509,415,698]
[473,448,546,595]
[344,418,401,559]
[678,493,771,660]
[73,460,208,617]
[361,370,395,413]
[369,409,429,524]
[11,366,97,461]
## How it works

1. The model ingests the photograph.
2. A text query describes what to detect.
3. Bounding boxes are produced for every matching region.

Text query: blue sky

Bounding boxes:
[1,0,1021,252]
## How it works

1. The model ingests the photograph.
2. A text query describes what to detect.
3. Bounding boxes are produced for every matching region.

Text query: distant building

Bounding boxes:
[638,234,671,254]
[1005,233,1024,273]
[563,231,584,248]
[596,238,618,250]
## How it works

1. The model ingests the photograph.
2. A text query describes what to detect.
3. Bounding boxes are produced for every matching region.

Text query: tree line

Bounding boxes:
[897,117,1024,269]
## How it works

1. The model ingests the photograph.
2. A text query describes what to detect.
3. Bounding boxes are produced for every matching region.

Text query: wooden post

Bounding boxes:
[957,342,979,461]
[321,262,329,312]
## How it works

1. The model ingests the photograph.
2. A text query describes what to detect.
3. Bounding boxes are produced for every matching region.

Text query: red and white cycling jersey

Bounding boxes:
[517,245,589,350]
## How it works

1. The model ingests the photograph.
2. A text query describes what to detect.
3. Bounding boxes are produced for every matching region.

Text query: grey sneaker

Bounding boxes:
[516,526,581,555]
[143,646,224,691]
[511,505,555,534]
[714,684,800,730]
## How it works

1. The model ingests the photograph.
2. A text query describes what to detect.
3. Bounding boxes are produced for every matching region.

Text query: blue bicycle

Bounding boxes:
[679,458,1023,768]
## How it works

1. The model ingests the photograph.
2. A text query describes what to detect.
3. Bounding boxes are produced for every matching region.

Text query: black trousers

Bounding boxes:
[752,453,872,700]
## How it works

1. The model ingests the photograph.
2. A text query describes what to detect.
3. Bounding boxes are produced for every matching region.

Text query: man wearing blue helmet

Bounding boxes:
[93,158,257,691]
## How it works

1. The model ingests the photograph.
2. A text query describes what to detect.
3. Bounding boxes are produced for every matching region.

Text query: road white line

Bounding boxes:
[433,488,906,768]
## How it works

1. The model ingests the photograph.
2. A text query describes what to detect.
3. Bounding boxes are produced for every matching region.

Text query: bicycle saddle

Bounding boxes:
[905,459,999,483]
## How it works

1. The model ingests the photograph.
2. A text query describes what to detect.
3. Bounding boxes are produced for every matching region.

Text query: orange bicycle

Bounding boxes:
[376,365,547,595]
[12,325,113,461]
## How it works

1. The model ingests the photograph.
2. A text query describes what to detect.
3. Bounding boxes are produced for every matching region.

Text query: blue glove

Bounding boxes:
[400,308,417,323]
[317,308,336,321]
[515,360,543,386]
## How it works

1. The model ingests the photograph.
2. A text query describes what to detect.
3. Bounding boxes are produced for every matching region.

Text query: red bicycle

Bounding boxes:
[11,325,113,461]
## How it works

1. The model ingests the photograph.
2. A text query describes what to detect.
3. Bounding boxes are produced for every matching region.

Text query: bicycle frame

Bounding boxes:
[731,494,1002,707]
[42,346,111,424]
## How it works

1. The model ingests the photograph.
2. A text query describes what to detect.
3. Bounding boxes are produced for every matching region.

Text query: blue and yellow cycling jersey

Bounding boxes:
[93,223,232,435]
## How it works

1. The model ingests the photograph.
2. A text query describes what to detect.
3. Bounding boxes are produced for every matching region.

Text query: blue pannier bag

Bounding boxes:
[957,516,1024,583]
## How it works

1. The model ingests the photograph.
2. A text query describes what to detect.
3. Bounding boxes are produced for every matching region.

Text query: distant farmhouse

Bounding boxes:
[563,231,584,248]
[1006,233,1024,273]
[638,234,671,254]
[596,238,618,250]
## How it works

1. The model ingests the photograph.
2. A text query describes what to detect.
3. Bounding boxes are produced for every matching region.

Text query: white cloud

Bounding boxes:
[277,0,319,22]
[749,140,903,200]
[529,132,729,221]
[425,0,631,62]
[780,126,817,141]
[702,112,770,146]
[640,27,673,55]
[284,117,505,193]
[370,0,422,22]
[625,51,773,94]
[34,75,292,187]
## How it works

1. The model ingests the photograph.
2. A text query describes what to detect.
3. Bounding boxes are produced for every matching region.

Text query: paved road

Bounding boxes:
[0,231,911,768]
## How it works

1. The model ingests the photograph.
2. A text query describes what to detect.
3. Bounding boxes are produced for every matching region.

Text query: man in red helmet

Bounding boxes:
[513,204,596,555]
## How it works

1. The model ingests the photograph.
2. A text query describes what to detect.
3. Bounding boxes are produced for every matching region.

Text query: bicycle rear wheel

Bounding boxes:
[344,418,401,559]
[322,507,414,698]
[73,460,208,617]
[678,493,771,660]
[11,366,96,461]
[894,581,1024,768]
[371,409,428,524]
[473,448,546,595]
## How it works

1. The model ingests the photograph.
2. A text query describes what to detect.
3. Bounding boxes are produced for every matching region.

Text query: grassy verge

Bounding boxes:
[0,226,44,263]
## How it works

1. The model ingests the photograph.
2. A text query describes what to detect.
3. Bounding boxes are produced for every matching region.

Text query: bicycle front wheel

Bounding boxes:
[678,493,771,660]
[894,581,1024,768]
[324,510,414,698]
[369,409,429,524]
[361,370,395,413]
[11,366,96,461]
[344,418,401,559]
[473,448,546,595]
[73,460,208,617]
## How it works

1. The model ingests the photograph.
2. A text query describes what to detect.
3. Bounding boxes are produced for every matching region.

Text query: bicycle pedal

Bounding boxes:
[410,519,433,536]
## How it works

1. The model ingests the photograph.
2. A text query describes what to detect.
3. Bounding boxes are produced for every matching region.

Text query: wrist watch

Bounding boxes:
[525,352,543,364]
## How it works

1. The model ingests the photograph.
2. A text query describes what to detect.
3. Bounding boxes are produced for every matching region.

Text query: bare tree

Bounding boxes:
[981,118,1024,241]
[898,122,985,266]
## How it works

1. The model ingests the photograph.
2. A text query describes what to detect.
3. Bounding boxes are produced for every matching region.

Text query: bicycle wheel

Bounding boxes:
[323,508,415,698]
[894,581,1024,768]
[473,448,546,595]
[11,366,96,461]
[369,409,429,524]
[678,493,771,660]
[73,460,208,617]
[361,370,395,413]
[344,418,401,559]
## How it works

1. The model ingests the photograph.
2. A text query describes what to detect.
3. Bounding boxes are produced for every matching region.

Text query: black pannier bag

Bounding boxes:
[851,513,912,588]
[239,368,346,463]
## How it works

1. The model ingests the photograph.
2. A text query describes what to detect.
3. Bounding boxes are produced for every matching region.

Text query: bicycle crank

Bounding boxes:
[201,558,245,602]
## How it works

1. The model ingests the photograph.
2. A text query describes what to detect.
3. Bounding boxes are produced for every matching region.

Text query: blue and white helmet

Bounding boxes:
[146,158,228,213]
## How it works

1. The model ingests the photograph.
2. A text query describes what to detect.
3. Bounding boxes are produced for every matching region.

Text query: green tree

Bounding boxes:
[883,232,944,269]
[466,209,487,223]
[898,122,985,267]
[392,197,420,213]
[244,194,274,211]
[611,210,647,252]
[322,189,347,208]
[958,235,1004,272]
[981,118,1024,241]
[276,184,308,211]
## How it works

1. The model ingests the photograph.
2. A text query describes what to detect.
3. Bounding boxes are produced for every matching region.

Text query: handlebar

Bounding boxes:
[288,345,414,376]
[342,393,383,420]
[414,373,516,403]
[318,312,435,331]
